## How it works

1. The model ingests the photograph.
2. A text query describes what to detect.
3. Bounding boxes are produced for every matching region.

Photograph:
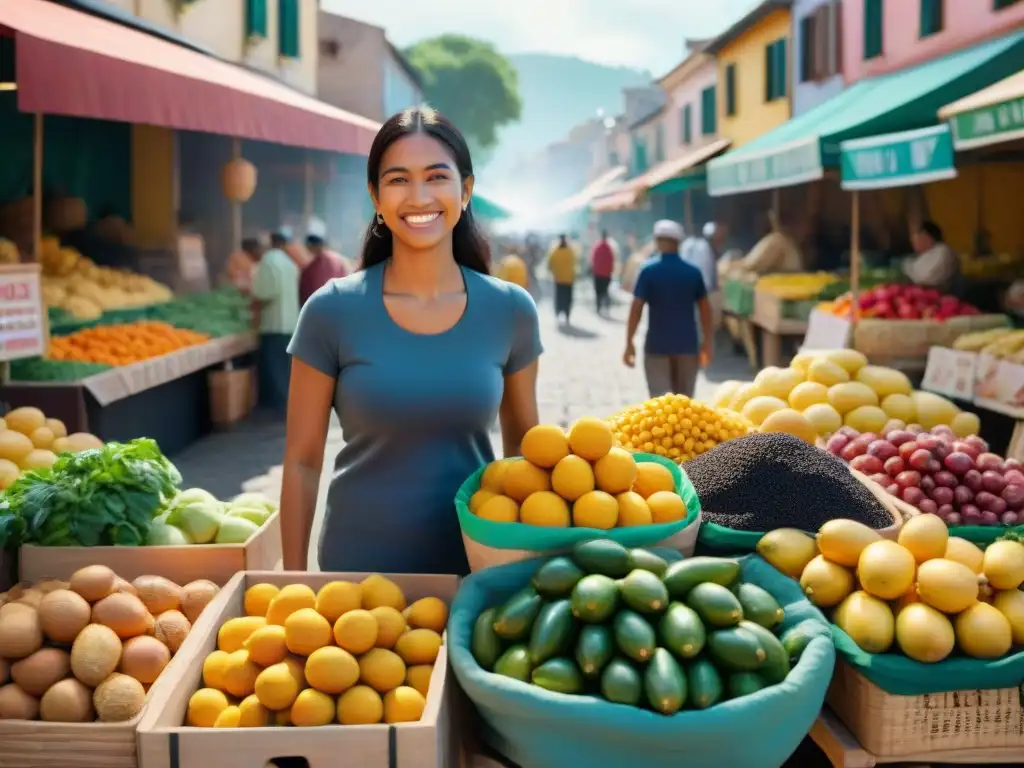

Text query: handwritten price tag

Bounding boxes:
[0,267,45,362]
[922,347,976,401]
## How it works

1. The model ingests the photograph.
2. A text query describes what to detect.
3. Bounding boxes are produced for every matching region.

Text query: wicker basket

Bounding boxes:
[827,659,1024,761]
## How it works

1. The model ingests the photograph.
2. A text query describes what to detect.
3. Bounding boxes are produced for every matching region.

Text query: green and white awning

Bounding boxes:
[940,70,1024,151]
[706,29,1024,197]
[840,124,956,190]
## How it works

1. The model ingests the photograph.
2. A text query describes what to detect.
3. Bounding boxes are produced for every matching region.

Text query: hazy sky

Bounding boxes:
[322,0,760,75]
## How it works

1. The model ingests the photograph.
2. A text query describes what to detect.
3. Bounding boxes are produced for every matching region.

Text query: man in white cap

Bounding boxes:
[624,219,713,398]
[682,221,727,330]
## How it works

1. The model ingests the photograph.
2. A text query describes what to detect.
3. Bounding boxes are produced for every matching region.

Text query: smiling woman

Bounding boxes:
[279,107,544,575]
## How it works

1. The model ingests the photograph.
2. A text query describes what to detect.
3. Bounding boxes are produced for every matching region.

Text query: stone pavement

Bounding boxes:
[172,284,753,568]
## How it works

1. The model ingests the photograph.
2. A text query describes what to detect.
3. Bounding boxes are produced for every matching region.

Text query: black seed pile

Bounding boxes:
[684,432,893,531]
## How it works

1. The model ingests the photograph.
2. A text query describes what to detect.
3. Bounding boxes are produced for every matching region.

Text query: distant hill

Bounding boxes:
[477,53,651,187]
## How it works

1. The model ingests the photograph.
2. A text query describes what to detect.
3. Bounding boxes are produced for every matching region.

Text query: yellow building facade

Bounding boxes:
[711,5,793,149]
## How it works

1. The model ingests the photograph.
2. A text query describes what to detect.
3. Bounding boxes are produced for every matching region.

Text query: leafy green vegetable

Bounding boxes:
[0,438,181,548]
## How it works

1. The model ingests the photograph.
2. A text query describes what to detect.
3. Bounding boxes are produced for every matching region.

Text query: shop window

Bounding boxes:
[682,105,692,144]
[725,64,737,117]
[246,0,267,40]
[803,2,843,81]
[764,38,787,102]
[799,14,814,82]
[278,0,300,59]
[864,0,884,60]
[920,0,943,37]
[701,86,717,134]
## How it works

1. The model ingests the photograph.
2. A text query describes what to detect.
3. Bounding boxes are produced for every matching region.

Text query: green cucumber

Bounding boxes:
[613,609,657,663]
[658,602,706,659]
[532,556,586,598]
[528,599,576,665]
[662,557,741,598]
[531,657,584,695]
[685,582,743,628]
[570,574,619,623]
[600,658,643,706]
[686,658,724,709]
[492,587,544,640]
[618,568,670,614]
[571,539,632,577]
[470,607,503,670]
[735,583,784,629]
[575,624,614,678]
[643,648,687,715]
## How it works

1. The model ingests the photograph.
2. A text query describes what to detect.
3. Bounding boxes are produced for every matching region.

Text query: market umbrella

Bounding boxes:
[472,194,513,221]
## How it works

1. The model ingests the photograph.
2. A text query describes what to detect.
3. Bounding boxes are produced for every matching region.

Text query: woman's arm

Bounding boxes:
[499,360,540,458]
[280,359,335,570]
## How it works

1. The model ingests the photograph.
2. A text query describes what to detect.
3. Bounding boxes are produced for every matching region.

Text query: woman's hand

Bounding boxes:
[499,360,540,457]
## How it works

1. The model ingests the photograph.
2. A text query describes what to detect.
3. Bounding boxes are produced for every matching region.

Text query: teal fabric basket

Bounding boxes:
[448,553,836,768]
[455,453,702,571]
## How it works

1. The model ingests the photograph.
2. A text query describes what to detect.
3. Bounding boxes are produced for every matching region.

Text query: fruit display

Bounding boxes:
[816,268,905,302]
[47,322,210,367]
[187,575,448,727]
[759,516,1024,663]
[714,349,979,440]
[0,406,101,489]
[825,424,1022,527]
[148,490,279,546]
[147,288,253,338]
[821,284,981,321]
[755,272,840,301]
[687,433,893,534]
[469,419,692,529]
[0,237,19,265]
[952,328,1024,362]
[608,394,756,464]
[0,565,218,722]
[0,437,181,548]
[470,539,804,713]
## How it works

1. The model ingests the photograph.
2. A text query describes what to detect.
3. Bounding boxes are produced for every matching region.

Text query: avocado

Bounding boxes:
[532,556,586,598]
[658,602,706,659]
[780,626,813,663]
[686,658,724,709]
[735,583,784,629]
[493,644,533,682]
[571,538,632,577]
[619,568,670,614]
[575,624,614,678]
[600,658,643,706]
[707,626,767,672]
[470,607,503,670]
[612,609,657,663]
[644,648,687,715]
[685,582,744,628]
[628,548,669,576]
[739,620,790,684]
[531,657,584,695]
[727,671,768,699]
[570,574,620,623]
[493,587,544,640]
[528,599,576,665]
[662,557,742,598]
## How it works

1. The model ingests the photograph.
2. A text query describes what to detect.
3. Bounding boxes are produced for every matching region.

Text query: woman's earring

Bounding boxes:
[376,212,385,225]
[372,211,386,238]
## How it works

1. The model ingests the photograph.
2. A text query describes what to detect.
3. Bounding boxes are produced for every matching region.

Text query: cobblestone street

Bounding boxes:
[173,285,753,568]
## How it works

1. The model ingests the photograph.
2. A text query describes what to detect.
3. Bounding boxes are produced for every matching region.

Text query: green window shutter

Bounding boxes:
[683,105,692,143]
[920,0,943,37]
[246,0,267,39]
[765,44,774,101]
[701,86,717,134]
[775,38,788,99]
[726,65,737,116]
[864,0,883,59]
[278,0,300,58]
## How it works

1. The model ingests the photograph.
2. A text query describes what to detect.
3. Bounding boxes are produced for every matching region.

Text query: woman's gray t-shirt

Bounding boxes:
[287,262,543,575]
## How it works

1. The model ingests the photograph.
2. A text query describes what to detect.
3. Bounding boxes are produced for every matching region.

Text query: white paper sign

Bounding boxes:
[922,347,977,401]
[801,309,852,351]
[0,265,46,362]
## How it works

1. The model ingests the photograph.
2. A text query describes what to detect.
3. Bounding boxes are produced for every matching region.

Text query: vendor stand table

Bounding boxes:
[0,332,256,455]
[752,292,809,368]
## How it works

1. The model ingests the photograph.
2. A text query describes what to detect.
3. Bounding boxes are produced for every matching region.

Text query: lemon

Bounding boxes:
[469,489,497,513]
[568,417,614,461]
[593,446,637,494]
[333,609,379,654]
[615,491,652,527]
[221,649,260,698]
[187,688,229,727]
[213,705,241,728]
[572,490,619,529]
[479,459,510,493]
[404,597,449,634]
[265,584,317,626]
[476,495,519,523]
[632,463,675,498]
[551,455,595,501]
[520,490,571,526]
[315,580,362,623]
[243,583,279,617]
[802,403,842,436]
[359,648,406,693]
[405,664,433,697]
[284,608,333,656]
[290,688,336,727]
[217,616,266,653]
[394,628,442,666]
[237,694,270,727]
[337,685,384,725]
[361,574,407,611]
[305,646,360,694]
[788,381,829,411]
[646,490,687,524]
[383,686,426,723]
[503,461,551,502]
[202,650,231,690]
[369,606,407,648]
[243,624,288,667]
[254,662,301,711]
[521,424,570,468]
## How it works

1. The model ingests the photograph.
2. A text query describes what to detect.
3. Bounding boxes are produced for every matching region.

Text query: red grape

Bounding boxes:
[887,430,916,446]
[898,442,919,462]
[902,486,925,506]
[867,440,898,462]
[896,470,922,488]
[1002,511,1020,525]
[909,449,934,472]
[981,510,1000,526]
[944,511,962,526]
[953,485,975,506]
[930,486,955,506]
[886,483,900,496]
[952,440,980,459]
[869,472,890,487]
[936,503,954,520]
[943,452,974,477]
[882,420,906,436]
[960,504,982,524]
[931,425,955,437]
[975,490,1003,512]
[933,470,957,488]
[906,424,925,434]
[916,435,941,452]
[837,426,860,439]
[917,498,938,516]
[883,456,905,477]
[977,453,1004,473]
[1002,483,1024,510]
[851,455,884,475]
[1004,469,1024,486]
[964,435,989,454]
[825,434,849,456]
[858,433,880,445]
[920,475,936,493]
[962,469,983,491]
[841,442,867,462]
[981,471,1006,495]
[932,443,951,461]
[1005,458,1021,470]
[928,459,942,474]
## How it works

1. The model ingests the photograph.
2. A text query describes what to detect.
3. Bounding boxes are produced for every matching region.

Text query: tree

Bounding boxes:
[404,35,523,154]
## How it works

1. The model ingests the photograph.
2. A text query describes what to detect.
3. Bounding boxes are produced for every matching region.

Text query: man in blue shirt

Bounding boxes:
[623,220,714,398]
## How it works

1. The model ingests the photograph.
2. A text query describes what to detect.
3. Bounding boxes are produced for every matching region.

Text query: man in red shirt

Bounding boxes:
[299,233,349,305]
[590,230,615,315]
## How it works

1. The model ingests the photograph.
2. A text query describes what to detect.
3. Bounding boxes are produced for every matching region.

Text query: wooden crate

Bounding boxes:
[0,584,216,768]
[19,513,282,585]
[137,570,462,768]
[819,660,1024,764]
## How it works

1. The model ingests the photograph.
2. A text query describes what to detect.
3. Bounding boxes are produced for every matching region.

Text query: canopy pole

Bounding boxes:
[771,188,780,218]
[230,138,243,251]
[32,114,43,263]
[684,188,694,233]
[850,190,861,333]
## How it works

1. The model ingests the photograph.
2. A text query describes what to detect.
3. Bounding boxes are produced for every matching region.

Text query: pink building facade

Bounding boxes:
[661,53,721,159]
[843,0,1024,81]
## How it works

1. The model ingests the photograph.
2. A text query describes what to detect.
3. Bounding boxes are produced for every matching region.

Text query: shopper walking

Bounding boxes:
[623,220,713,398]
[683,221,727,330]
[299,231,349,306]
[548,234,577,325]
[590,230,615,315]
[252,228,300,414]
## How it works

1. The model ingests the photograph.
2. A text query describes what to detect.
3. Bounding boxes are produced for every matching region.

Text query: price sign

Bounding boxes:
[922,347,977,401]
[0,264,46,363]
[177,233,209,287]
[801,309,852,351]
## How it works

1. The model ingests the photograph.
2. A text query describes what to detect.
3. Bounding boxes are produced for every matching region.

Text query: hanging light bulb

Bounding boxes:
[0,37,16,91]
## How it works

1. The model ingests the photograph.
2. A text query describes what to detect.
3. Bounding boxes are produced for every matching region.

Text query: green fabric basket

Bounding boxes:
[696,521,767,555]
[455,453,701,571]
